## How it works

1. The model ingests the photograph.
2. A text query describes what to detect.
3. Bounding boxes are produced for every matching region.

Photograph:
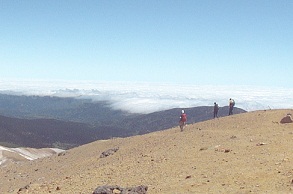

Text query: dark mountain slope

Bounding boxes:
[0,94,132,124]
[0,94,246,149]
[117,106,246,134]
[0,115,104,149]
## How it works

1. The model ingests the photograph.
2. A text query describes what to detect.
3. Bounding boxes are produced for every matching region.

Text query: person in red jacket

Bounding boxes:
[179,110,187,132]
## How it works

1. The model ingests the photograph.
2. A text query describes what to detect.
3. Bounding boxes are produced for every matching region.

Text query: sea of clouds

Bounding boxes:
[0,79,292,114]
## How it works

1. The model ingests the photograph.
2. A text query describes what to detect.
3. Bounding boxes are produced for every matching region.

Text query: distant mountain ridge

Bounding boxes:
[0,94,131,124]
[0,94,246,149]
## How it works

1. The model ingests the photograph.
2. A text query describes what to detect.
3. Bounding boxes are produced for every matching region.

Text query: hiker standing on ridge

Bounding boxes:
[214,102,219,118]
[229,98,235,115]
[179,110,187,132]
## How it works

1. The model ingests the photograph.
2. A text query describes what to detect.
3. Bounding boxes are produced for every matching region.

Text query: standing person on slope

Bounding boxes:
[179,110,187,132]
[228,98,235,115]
[214,102,219,118]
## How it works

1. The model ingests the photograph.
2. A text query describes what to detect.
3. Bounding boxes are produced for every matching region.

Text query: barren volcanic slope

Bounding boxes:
[0,109,293,194]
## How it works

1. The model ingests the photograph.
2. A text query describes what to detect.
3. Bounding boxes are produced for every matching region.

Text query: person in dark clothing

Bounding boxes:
[214,102,219,118]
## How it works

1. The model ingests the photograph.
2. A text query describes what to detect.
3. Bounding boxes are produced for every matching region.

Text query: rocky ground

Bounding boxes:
[0,109,292,194]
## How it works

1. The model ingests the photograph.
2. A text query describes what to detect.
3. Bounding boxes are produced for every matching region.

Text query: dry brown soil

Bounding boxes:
[0,109,293,194]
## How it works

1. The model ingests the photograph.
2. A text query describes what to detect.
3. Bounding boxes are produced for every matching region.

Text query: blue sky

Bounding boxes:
[0,0,292,87]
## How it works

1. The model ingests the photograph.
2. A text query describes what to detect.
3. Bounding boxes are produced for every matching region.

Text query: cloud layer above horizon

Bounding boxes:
[0,80,292,114]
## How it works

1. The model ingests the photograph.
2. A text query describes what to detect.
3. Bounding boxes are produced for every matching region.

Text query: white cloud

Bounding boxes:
[0,79,293,114]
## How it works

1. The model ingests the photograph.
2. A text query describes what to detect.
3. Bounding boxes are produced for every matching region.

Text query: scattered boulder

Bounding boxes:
[280,114,293,124]
[256,142,267,146]
[214,146,232,153]
[123,185,148,194]
[17,184,30,193]
[58,152,66,156]
[93,185,148,194]
[93,185,122,194]
[199,147,208,151]
[113,188,121,194]
[100,147,119,158]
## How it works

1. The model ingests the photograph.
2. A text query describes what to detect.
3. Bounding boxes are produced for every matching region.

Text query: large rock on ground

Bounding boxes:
[280,114,293,123]
[100,147,119,158]
[93,185,148,194]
